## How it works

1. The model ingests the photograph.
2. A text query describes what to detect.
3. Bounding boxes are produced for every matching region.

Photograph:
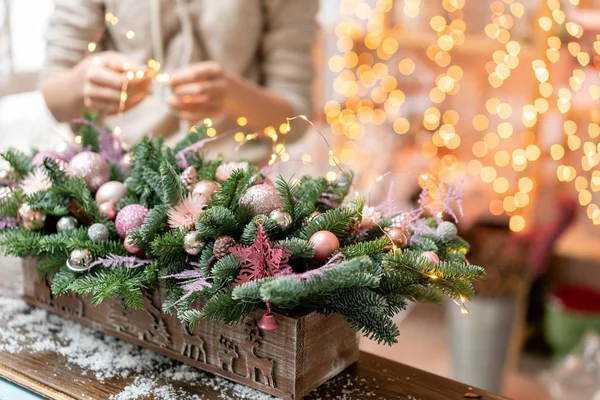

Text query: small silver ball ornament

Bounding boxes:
[57,216,79,232]
[437,221,458,240]
[238,184,284,217]
[66,249,93,272]
[269,209,292,230]
[183,231,205,255]
[95,181,128,204]
[88,223,110,241]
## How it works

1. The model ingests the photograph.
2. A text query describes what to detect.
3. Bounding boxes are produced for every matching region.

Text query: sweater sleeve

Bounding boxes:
[261,0,319,120]
[45,0,106,74]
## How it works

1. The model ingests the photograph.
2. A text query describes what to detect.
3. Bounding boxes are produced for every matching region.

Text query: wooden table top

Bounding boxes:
[0,260,508,400]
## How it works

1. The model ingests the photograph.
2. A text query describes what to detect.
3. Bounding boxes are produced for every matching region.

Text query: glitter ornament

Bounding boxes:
[215,161,249,182]
[269,209,292,230]
[88,223,110,241]
[124,236,143,255]
[115,204,149,239]
[192,180,221,199]
[54,141,79,161]
[56,216,79,232]
[17,203,46,231]
[213,235,236,259]
[183,231,205,255]
[68,151,110,192]
[420,251,440,264]
[387,226,411,248]
[99,201,117,220]
[181,167,198,191]
[32,150,65,166]
[238,184,283,217]
[95,181,128,204]
[309,231,340,261]
[437,221,458,240]
[66,249,93,272]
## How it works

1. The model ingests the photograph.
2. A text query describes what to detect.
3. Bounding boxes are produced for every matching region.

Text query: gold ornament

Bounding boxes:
[17,203,46,231]
[387,226,411,249]
[192,180,221,200]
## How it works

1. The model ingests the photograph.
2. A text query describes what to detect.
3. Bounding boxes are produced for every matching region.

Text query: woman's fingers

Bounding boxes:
[172,79,227,97]
[170,61,222,86]
[87,66,125,90]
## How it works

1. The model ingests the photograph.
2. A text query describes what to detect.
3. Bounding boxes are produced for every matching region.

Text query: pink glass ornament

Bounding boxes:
[420,251,440,264]
[309,230,340,261]
[99,202,117,220]
[257,304,279,331]
[115,204,149,238]
[124,236,143,255]
[95,181,128,204]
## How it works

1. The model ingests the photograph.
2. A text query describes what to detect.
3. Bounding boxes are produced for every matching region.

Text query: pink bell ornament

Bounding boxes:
[257,303,279,331]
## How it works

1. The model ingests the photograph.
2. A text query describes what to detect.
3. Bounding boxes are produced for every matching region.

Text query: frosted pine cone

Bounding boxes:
[213,236,236,259]
[181,166,198,191]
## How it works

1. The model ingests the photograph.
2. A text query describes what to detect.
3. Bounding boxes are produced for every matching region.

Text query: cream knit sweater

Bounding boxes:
[45,0,318,162]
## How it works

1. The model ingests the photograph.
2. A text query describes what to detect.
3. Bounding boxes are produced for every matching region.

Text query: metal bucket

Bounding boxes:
[446,297,518,393]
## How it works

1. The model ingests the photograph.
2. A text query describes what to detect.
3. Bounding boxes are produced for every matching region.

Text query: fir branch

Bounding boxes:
[276,238,315,258]
[211,254,241,288]
[195,206,239,240]
[181,289,258,329]
[239,215,278,245]
[133,205,168,247]
[51,268,79,295]
[298,207,357,241]
[338,239,388,259]
[210,169,250,211]
[160,162,183,206]
[2,149,33,180]
[37,253,69,275]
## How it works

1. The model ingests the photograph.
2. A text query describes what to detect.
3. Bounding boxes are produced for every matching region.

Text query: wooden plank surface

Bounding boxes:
[0,263,508,399]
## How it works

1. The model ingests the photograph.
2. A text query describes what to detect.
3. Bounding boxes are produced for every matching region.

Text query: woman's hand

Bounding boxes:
[81,52,150,115]
[168,61,229,122]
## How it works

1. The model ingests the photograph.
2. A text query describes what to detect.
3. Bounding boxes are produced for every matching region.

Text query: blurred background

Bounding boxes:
[2,0,600,399]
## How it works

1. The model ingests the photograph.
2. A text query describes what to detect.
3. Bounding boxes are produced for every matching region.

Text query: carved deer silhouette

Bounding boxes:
[181,324,206,363]
[217,336,239,373]
[243,322,275,387]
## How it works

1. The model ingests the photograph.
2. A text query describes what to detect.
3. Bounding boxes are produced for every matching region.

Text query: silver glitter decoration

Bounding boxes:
[183,231,204,255]
[437,221,457,240]
[269,209,292,230]
[57,216,79,232]
[68,151,110,192]
[88,223,110,241]
[66,249,93,272]
[238,184,283,217]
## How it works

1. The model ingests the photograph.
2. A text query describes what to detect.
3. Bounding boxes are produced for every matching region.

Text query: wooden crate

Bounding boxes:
[20,259,360,399]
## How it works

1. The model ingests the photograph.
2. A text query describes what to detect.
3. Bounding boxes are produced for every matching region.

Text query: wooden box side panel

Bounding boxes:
[295,312,360,398]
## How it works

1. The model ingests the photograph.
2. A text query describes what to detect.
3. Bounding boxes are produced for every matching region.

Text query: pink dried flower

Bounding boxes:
[21,168,52,195]
[215,162,249,182]
[167,194,207,231]
[359,205,383,229]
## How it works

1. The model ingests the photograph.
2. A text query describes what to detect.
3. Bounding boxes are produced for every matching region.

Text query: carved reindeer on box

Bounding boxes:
[244,321,275,388]
[181,324,206,363]
[217,336,239,373]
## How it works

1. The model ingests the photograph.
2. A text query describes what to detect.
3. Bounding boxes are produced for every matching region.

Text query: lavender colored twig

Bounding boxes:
[175,136,220,169]
[0,217,18,230]
[161,263,212,307]
[72,118,124,163]
[293,253,346,282]
[0,180,18,188]
[88,255,152,269]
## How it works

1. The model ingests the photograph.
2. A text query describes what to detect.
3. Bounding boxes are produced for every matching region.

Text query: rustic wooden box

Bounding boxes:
[20,259,360,399]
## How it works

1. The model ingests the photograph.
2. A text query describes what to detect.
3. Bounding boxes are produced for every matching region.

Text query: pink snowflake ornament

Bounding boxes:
[231,220,292,287]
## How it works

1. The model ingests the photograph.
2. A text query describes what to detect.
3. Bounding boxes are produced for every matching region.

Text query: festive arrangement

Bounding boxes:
[0,114,483,345]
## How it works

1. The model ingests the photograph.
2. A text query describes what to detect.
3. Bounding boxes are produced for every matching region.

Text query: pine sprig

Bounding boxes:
[2,148,33,180]
[160,162,183,206]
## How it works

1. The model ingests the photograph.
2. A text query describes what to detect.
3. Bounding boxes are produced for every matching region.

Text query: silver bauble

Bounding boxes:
[183,231,205,255]
[57,216,79,232]
[238,184,283,216]
[95,181,128,204]
[269,209,292,230]
[68,151,110,192]
[437,221,457,240]
[17,203,46,231]
[66,249,93,272]
[88,223,110,241]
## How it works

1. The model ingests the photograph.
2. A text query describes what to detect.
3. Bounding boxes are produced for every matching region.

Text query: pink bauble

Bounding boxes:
[115,204,149,238]
[420,251,440,264]
[309,231,340,261]
[99,202,117,220]
[55,141,80,161]
[32,150,66,166]
[124,236,144,255]
[96,181,128,204]
[68,151,110,192]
